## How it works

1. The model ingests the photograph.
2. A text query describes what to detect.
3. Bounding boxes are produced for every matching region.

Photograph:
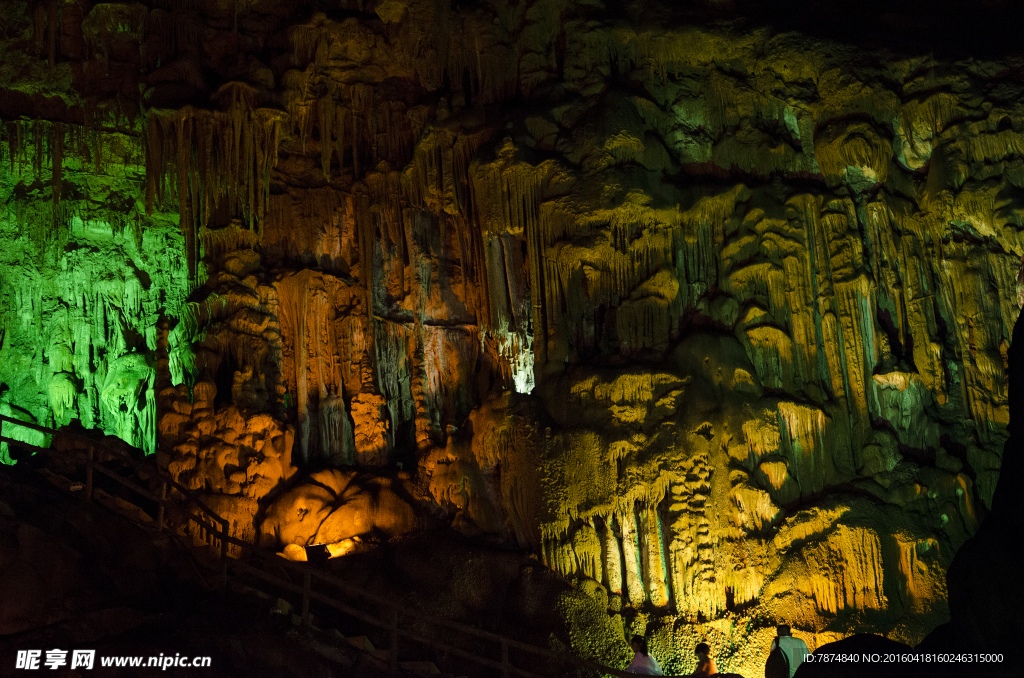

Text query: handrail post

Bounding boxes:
[301,570,311,630]
[220,518,229,591]
[388,608,399,675]
[84,445,94,501]
[156,480,167,532]
[501,639,509,678]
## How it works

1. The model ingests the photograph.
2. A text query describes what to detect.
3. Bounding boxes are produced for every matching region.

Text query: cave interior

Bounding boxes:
[1,1,1024,676]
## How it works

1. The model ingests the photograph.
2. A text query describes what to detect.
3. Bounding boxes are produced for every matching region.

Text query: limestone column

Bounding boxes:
[601,515,623,596]
[641,504,670,608]
[619,508,646,605]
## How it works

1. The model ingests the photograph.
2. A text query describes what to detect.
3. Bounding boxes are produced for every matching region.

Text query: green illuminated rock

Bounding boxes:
[0,118,194,457]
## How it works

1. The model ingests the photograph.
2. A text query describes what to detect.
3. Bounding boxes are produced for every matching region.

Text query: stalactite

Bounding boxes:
[93,123,102,175]
[33,3,46,56]
[47,0,57,70]
[176,114,193,278]
[33,120,43,178]
[201,221,258,261]
[51,122,62,212]
[290,284,310,466]
[5,121,16,173]
[527,196,546,369]
[145,86,283,275]
[356,192,376,367]
[13,121,24,177]
[351,111,360,180]
[409,316,432,452]
[319,95,335,179]
[319,395,354,465]
[335,107,347,177]
[145,116,160,214]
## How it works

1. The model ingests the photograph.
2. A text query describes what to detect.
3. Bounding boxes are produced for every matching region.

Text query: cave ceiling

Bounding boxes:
[1,0,1023,674]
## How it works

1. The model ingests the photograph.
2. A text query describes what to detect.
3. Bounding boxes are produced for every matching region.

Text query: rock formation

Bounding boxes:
[2,0,1024,674]
[260,467,417,551]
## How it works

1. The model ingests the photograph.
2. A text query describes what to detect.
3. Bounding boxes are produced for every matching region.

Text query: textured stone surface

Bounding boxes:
[259,468,417,549]
[2,1,1024,675]
[418,393,542,547]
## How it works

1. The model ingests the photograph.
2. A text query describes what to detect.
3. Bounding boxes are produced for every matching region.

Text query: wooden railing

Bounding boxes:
[0,413,640,678]
[0,413,231,585]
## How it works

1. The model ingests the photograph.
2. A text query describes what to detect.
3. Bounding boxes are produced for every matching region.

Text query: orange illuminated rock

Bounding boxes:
[418,394,542,549]
[259,469,416,549]
[350,393,390,466]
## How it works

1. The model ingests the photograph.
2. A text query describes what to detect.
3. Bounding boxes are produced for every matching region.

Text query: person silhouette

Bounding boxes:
[767,625,809,678]
[692,642,718,676]
[625,635,665,675]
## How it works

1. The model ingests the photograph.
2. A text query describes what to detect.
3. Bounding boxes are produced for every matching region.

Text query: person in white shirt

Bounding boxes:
[769,625,809,678]
[625,635,665,675]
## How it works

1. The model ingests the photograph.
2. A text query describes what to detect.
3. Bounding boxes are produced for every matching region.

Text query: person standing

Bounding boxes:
[625,635,665,675]
[692,642,718,676]
[767,625,809,678]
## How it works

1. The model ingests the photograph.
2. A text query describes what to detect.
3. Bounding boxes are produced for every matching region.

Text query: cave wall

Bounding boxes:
[1,0,1023,675]
[0,116,192,461]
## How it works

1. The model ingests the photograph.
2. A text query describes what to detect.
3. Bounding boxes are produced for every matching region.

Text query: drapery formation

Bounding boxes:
[145,83,283,280]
